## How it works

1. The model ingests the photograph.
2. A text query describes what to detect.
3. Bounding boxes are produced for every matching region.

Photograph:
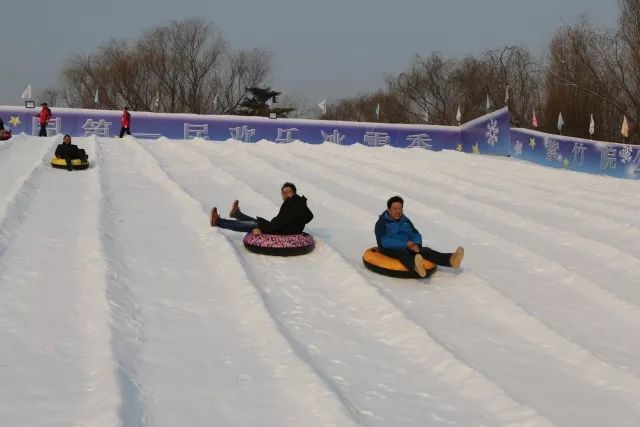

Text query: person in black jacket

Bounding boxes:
[210,182,313,235]
[55,134,88,171]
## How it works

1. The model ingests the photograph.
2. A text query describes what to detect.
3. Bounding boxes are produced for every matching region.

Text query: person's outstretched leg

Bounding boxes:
[379,248,427,277]
[420,246,464,268]
[229,200,256,222]
[210,207,258,232]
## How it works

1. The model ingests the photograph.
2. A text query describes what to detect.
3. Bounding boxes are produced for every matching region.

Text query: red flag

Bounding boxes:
[532,109,538,128]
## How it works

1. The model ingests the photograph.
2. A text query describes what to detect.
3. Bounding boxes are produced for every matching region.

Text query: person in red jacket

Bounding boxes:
[119,106,131,138]
[37,102,52,137]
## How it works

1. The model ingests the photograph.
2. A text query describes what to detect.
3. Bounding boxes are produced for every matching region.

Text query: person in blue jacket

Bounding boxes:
[375,195,464,277]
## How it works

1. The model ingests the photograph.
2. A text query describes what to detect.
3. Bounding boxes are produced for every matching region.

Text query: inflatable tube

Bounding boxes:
[51,157,89,170]
[243,232,315,256]
[362,247,437,278]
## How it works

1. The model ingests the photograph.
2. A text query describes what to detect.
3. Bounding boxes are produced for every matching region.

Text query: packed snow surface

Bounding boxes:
[1,134,639,427]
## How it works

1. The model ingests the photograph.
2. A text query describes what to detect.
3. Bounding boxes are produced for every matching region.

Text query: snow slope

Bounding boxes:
[1,135,639,427]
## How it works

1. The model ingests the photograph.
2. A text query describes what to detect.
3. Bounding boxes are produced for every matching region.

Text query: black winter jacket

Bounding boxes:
[257,194,314,234]
[55,144,86,160]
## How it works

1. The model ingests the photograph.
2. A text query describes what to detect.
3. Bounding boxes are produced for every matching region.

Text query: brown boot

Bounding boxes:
[210,207,219,227]
[450,246,464,268]
[414,253,427,278]
[229,200,239,218]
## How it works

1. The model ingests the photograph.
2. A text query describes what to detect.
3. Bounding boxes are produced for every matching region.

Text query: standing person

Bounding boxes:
[119,106,131,138]
[209,182,313,235]
[37,102,52,137]
[375,195,464,277]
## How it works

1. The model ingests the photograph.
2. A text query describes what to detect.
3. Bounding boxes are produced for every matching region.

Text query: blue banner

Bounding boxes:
[0,105,464,150]
[460,107,511,156]
[510,128,640,180]
[7,104,639,180]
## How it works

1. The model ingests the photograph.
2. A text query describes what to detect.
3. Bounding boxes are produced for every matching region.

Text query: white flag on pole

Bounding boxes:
[21,84,32,100]
[94,88,99,104]
[485,94,491,112]
[588,113,595,135]
[621,115,630,138]
[557,112,565,132]
[456,105,462,123]
[375,103,380,119]
[504,85,509,105]
[424,108,429,123]
[318,99,326,115]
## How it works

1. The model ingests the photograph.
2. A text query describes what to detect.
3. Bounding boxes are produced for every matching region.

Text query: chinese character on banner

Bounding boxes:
[321,130,345,145]
[544,139,560,161]
[571,143,587,166]
[600,146,617,170]
[229,125,256,142]
[275,128,299,144]
[406,133,432,150]
[81,118,112,137]
[363,132,389,147]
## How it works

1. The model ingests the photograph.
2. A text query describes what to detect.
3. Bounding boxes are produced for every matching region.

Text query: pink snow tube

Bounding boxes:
[243,232,315,256]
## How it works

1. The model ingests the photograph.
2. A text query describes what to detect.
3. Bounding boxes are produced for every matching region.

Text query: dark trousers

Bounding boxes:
[63,156,74,171]
[380,247,453,270]
[216,210,258,233]
[39,124,47,137]
[119,127,131,138]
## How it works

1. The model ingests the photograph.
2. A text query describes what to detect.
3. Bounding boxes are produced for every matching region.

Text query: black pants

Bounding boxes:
[39,124,47,137]
[380,247,452,271]
[119,127,131,138]
[63,156,74,170]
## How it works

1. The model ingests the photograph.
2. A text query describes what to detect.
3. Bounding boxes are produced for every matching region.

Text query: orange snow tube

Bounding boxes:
[362,247,437,279]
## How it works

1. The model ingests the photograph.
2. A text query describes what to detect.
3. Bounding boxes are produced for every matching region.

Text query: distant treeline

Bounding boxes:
[42,0,639,144]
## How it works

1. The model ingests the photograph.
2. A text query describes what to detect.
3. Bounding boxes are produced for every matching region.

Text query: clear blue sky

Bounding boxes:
[0,0,620,106]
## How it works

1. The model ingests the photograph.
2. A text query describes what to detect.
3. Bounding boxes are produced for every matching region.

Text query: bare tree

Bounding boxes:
[60,18,271,115]
[387,53,460,124]
[39,88,62,107]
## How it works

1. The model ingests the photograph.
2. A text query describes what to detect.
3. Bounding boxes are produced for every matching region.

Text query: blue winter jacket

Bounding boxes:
[374,210,423,250]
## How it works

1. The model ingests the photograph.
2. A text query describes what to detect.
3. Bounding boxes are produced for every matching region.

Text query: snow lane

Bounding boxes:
[436,150,640,223]
[286,143,640,321]
[282,143,640,372]
[246,141,640,425]
[0,135,52,239]
[388,149,640,257]
[172,140,557,427]
[301,145,640,307]
[98,138,358,427]
[0,137,120,427]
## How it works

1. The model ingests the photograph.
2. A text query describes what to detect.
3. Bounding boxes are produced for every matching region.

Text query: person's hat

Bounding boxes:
[40,102,47,105]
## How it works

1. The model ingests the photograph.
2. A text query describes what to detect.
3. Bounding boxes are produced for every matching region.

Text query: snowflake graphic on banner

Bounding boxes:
[619,146,633,163]
[513,140,523,156]
[486,119,499,147]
